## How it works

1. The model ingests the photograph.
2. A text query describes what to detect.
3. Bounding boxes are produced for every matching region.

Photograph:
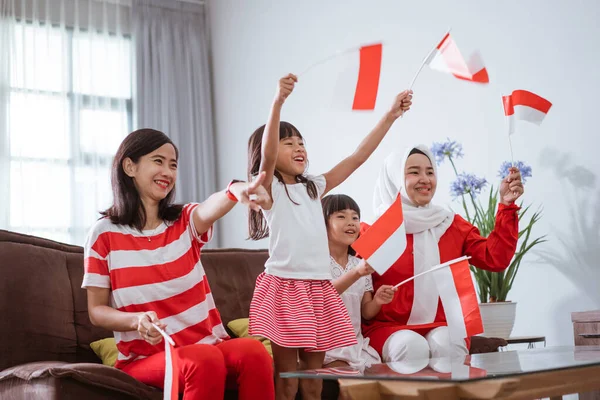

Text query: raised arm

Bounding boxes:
[259,74,298,191]
[192,172,269,235]
[464,168,524,272]
[322,90,413,195]
[332,259,373,294]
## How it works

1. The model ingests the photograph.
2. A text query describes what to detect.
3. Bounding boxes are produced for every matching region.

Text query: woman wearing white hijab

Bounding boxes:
[362,145,524,362]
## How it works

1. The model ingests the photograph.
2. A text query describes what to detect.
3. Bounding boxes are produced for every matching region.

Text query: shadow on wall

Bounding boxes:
[533,147,600,306]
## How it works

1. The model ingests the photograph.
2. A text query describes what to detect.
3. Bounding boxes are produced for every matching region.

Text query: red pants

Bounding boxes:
[121,338,274,400]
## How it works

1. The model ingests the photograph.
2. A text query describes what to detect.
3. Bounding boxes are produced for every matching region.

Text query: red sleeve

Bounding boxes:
[82,222,111,289]
[459,203,520,272]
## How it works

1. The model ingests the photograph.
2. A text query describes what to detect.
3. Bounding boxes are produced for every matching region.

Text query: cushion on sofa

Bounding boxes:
[227,318,273,357]
[90,338,118,367]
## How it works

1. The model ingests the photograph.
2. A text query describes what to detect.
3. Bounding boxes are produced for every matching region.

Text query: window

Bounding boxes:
[5,21,132,245]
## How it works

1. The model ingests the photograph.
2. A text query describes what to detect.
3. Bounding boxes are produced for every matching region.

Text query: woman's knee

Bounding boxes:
[235,338,272,363]
[176,344,226,378]
[426,326,468,358]
[382,330,430,363]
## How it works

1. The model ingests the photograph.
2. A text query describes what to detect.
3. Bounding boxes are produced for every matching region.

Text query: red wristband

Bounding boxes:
[226,180,243,202]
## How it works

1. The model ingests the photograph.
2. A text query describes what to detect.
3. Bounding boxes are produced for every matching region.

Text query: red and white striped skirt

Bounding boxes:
[249,272,357,352]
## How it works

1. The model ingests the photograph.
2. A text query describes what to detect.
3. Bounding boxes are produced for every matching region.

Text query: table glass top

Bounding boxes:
[281,346,600,382]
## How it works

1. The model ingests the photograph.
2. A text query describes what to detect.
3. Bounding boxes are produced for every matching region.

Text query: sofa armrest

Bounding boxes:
[0,361,161,400]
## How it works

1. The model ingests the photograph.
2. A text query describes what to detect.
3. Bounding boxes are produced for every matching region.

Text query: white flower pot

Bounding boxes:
[479,301,517,339]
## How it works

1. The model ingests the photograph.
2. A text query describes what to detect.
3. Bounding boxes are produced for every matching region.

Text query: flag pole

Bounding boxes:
[408,27,451,90]
[504,95,515,166]
[508,133,515,166]
[393,256,471,289]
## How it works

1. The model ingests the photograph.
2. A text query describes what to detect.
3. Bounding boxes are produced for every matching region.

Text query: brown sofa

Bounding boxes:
[0,229,506,399]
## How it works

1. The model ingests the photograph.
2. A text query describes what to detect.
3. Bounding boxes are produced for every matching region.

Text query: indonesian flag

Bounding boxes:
[424,33,489,84]
[352,193,406,275]
[502,90,552,135]
[152,324,179,400]
[432,257,484,342]
[333,43,383,111]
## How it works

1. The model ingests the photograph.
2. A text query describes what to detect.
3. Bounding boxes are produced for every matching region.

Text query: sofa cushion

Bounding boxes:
[0,361,161,400]
[201,249,268,326]
[227,318,273,357]
[90,338,118,367]
[0,231,80,370]
[0,230,112,368]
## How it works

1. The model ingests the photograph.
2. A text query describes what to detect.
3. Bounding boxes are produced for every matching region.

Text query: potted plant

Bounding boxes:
[431,139,546,338]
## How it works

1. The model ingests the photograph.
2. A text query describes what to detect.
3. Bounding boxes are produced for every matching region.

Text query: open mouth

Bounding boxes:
[154,179,170,189]
[344,228,357,235]
[293,156,305,163]
[415,187,431,193]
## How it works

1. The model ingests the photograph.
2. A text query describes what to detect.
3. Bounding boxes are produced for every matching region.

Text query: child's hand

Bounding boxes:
[373,285,396,305]
[230,172,271,211]
[356,259,375,277]
[388,90,413,119]
[274,73,298,106]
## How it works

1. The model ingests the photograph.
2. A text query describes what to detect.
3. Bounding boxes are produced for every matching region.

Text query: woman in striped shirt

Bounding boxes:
[83,128,274,400]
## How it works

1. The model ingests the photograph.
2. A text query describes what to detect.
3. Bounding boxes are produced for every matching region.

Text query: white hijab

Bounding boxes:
[372,145,454,325]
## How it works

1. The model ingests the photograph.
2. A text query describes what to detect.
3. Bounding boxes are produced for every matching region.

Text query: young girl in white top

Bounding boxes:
[247,73,413,400]
[322,194,396,371]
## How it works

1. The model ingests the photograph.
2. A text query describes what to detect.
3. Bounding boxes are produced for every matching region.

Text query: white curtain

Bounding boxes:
[132,0,217,211]
[0,0,133,245]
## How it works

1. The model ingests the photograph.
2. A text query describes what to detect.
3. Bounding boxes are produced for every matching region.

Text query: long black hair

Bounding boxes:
[321,194,361,256]
[101,128,183,230]
[247,121,318,240]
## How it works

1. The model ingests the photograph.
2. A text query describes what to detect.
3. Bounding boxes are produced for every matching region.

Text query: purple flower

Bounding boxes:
[450,173,488,199]
[431,139,464,165]
[498,161,532,183]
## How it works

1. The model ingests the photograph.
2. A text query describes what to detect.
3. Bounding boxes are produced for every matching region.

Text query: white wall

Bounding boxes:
[208,0,600,347]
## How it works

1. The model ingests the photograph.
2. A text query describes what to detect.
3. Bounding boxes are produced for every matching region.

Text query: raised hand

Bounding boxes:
[230,172,271,211]
[499,167,524,205]
[274,73,298,106]
[356,259,375,277]
[388,90,413,119]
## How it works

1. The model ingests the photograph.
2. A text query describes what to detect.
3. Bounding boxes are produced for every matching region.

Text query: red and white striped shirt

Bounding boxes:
[82,203,228,368]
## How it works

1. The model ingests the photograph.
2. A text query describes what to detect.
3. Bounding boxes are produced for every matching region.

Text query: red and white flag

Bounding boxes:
[331,43,383,111]
[424,32,489,84]
[502,90,552,135]
[432,257,484,342]
[152,323,179,400]
[352,193,406,275]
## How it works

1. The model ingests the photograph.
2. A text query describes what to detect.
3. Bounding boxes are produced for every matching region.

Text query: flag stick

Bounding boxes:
[409,27,451,90]
[393,256,471,289]
[508,133,515,166]
[503,95,518,196]
[152,322,176,346]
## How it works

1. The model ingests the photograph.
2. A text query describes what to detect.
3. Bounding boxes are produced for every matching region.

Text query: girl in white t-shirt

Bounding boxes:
[247,73,413,400]
[321,194,396,371]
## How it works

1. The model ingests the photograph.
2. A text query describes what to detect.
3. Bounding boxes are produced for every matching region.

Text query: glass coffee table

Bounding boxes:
[282,346,600,399]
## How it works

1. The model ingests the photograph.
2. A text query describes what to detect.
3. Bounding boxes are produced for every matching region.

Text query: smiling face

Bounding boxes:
[123,143,178,206]
[326,208,360,249]
[404,153,437,206]
[275,135,307,181]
